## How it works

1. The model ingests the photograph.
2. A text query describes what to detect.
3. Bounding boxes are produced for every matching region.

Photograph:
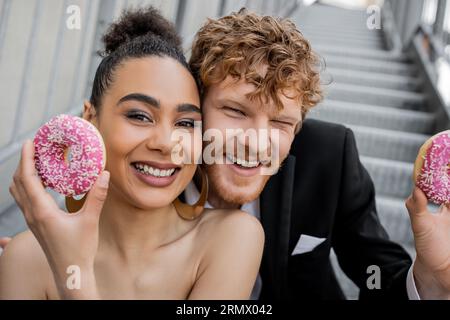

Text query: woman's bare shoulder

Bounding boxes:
[0,230,50,299]
[196,208,265,252]
[2,230,46,260]
[187,209,265,299]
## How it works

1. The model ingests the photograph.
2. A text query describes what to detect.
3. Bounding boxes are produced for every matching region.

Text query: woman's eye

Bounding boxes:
[176,119,196,128]
[126,111,152,123]
[223,106,246,116]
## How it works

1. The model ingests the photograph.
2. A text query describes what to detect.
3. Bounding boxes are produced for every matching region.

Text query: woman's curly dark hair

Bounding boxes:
[90,6,190,109]
[101,6,182,55]
[189,8,323,118]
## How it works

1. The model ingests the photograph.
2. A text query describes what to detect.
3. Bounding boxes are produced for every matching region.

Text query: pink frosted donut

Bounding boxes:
[413,130,450,205]
[33,114,106,196]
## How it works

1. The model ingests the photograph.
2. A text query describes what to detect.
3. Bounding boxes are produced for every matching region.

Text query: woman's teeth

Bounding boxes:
[133,163,176,177]
[226,154,260,168]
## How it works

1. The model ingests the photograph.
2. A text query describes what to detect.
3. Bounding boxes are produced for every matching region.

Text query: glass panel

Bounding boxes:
[422,0,438,24]
[443,0,450,32]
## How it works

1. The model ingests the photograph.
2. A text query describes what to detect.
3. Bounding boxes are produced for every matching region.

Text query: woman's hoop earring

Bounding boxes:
[173,167,209,220]
[65,194,87,213]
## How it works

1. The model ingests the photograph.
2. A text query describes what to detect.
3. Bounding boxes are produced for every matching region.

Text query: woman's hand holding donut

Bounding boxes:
[9,140,110,299]
[405,187,450,299]
[0,237,11,250]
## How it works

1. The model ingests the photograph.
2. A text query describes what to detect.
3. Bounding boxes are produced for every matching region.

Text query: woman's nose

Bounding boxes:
[145,122,178,155]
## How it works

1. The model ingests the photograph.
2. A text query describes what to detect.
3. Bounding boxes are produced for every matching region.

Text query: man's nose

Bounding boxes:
[237,118,272,157]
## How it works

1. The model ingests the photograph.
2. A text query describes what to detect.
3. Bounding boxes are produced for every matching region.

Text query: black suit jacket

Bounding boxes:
[258,119,412,300]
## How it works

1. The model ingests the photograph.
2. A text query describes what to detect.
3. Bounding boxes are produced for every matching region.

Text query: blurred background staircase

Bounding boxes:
[293,3,434,299]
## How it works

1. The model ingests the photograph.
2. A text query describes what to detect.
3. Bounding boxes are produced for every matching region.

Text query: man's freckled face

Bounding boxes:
[89,57,201,209]
[201,76,302,205]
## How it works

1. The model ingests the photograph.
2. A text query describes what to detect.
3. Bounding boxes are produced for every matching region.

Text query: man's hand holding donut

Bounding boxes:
[406,187,450,299]
[8,140,110,299]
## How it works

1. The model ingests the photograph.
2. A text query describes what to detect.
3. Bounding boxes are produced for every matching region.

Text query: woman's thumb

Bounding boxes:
[82,171,110,216]
[0,237,11,250]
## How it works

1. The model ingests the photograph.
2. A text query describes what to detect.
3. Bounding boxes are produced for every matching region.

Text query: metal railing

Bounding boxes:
[384,0,450,58]
[383,0,450,130]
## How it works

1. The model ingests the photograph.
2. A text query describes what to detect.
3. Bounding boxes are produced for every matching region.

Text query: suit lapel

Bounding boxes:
[260,154,296,299]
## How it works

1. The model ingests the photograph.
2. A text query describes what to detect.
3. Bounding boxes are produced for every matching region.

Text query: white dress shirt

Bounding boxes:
[183,181,421,300]
[407,263,421,299]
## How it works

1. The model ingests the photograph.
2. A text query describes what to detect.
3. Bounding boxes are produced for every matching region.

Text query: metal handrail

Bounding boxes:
[413,23,450,64]
[408,24,450,131]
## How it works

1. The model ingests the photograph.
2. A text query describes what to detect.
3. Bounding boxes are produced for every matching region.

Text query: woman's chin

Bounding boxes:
[131,198,175,211]
[115,186,177,210]
[134,189,178,206]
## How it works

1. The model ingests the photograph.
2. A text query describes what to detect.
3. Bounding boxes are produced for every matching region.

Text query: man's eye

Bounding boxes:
[273,120,291,126]
[126,111,152,122]
[272,120,295,129]
[223,106,246,116]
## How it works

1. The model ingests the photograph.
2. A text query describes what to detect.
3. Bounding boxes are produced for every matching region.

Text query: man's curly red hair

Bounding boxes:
[189,8,323,119]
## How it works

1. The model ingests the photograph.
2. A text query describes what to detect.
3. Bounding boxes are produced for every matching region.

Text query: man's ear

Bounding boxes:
[294,121,302,134]
[294,113,304,134]
[83,100,97,124]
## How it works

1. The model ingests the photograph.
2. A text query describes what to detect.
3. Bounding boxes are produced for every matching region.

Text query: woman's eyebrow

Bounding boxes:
[117,93,160,108]
[177,103,201,113]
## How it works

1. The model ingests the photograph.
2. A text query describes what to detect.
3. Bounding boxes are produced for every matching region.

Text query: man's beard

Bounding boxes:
[204,164,271,205]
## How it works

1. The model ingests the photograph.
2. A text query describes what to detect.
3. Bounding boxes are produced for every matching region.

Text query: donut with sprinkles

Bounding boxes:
[413,130,450,205]
[33,114,106,197]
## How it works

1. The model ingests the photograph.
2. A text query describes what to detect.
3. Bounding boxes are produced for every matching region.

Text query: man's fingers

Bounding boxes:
[406,187,429,220]
[0,237,12,250]
[81,171,110,218]
[441,202,450,216]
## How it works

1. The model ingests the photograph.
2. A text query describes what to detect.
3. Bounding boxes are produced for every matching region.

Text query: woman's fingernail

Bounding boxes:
[98,171,110,187]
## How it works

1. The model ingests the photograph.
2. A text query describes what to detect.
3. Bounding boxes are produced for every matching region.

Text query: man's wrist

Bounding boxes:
[413,260,450,300]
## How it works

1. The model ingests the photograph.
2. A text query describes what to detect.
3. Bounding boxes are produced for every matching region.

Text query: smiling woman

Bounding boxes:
[0,6,264,300]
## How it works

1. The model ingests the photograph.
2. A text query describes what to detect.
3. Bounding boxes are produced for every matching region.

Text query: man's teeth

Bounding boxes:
[226,154,260,168]
[134,163,176,177]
